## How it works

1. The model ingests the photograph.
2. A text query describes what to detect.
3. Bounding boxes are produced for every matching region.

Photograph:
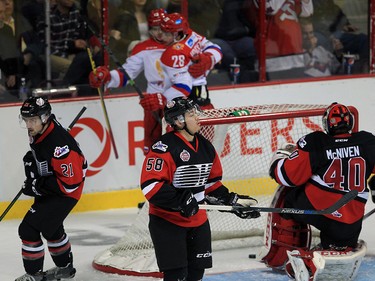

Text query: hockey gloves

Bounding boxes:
[269,143,296,178]
[139,93,166,111]
[189,53,215,78]
[179,190,199,218]
[23,151,38,179]
[368,175,375,203]
[227,192,260,219]
[23,178,44,197]
[89,66,111,88]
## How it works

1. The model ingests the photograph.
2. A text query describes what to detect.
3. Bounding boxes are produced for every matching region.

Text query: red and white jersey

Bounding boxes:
[140,131,225,227]
[160,29,222,101]
[107,38,167,93]
[254,0,313,56]
[270,131,375,224]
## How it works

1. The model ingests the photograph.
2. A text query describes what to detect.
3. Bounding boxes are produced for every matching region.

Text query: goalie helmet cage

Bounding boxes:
[92,104,359,277]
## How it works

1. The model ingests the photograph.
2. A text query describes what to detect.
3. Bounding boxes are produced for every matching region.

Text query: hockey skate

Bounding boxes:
[44,263,76,281]
[15,272,45,281]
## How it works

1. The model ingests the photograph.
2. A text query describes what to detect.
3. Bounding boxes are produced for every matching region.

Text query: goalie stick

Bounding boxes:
[199,190,358,215]
[0,106,87,222]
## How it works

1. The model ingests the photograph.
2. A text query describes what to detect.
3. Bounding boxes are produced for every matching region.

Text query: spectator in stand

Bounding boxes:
[166,0,224,39]
[300,16,341,77]
[311,0,369,73]
[212,0,257,83]
[246,0,313,80]
[36,0,102,96]
[0,0,18,97]
[108,0,157,63]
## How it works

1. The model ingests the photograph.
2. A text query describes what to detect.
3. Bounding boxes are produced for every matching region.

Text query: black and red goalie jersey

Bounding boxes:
[140,131,226,227]
[29,115,87,200]
[270,130,375,224]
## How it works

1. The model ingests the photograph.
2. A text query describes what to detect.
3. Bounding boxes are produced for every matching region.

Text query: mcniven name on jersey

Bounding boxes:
[326,146,360,160]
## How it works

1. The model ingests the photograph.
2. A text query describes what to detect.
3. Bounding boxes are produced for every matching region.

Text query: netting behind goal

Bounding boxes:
[93,104,357,277]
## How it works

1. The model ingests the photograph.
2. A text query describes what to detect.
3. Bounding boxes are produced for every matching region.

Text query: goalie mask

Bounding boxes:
[322,102,354,135]
[20,96,52,124]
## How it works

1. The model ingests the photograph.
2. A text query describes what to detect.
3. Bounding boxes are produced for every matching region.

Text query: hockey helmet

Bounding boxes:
[322,102,354,135]
[164,97,199,126]
[160,13,189,34]
[20,97,51,123]
[148,8,166,27]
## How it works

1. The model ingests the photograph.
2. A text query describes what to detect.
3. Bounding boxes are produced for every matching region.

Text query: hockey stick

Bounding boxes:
[199,190,358,215]
[87,48,119,159]
[363,207,375,220]
[84,20,162,125]
[0,106,87,222]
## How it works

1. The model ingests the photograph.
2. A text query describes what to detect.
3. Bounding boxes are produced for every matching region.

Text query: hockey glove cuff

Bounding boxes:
[188,53,215,78]
[89,66,111,88]
[23,151,38,179]
[23,178,44,197]
[139,93,166,111]
[179,190,199,218]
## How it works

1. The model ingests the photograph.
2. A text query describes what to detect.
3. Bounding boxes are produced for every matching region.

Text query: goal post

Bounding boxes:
[92,104,359,277]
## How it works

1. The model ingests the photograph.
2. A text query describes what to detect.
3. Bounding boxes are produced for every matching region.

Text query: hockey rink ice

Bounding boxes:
[1,203,375,281]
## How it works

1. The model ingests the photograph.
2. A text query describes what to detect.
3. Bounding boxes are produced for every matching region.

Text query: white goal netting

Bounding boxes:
[93,104,332,277]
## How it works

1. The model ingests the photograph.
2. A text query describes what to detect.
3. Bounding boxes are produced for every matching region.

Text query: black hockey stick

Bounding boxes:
[0,106,87,222]
[363,207,375,220]
[199,190,358,215]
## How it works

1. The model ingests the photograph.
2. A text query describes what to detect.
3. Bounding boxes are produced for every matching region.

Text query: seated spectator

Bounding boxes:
[166,0,223,39]
[212,0,257,83]
[0,0,18,98]
[311,0,369,73]
[246,0,313,80]
[108,0,157,63]
[300,16,341,77]
[36,0,103,96]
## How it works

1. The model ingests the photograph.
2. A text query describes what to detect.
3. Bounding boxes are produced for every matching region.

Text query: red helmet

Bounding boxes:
[148,8,166,27]
[322,102,354,135]
[160,13,189,34]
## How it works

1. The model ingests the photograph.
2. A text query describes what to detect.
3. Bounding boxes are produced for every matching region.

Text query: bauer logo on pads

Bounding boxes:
[54,145,70,158]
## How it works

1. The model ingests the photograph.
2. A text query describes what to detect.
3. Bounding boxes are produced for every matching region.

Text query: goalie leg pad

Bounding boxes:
[285,240,367,281]
[258,186,311,269]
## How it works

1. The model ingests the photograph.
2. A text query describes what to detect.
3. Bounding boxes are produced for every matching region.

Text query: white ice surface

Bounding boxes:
[1,202,375,281]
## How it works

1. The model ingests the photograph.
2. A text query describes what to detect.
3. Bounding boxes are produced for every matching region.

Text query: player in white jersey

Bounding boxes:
[159,13,223,110]
[89,8,167,154]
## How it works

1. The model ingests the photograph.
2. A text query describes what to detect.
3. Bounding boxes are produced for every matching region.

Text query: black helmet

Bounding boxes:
[20,97,51,123]
[322,102,354,135]
[164,97,197,126]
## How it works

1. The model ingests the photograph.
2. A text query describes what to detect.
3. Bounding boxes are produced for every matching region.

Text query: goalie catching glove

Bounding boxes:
[89,66,111,88]
[188,52,215,78]
[269,143,296,177]
[139,93,166,111]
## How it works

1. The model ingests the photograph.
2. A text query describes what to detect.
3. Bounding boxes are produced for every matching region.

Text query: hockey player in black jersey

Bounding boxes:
[16,97,87,281]
[140,97,260,281]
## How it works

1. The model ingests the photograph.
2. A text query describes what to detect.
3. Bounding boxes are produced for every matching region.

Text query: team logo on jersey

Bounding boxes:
[152,141,168,152]
[54,145,70,158]
[173,43,184,50]
[180,149,190,162]
[332,210,343,218]
[298,137,307,148]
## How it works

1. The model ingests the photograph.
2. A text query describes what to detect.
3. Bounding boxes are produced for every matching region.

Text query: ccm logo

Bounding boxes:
[196,252,212,258]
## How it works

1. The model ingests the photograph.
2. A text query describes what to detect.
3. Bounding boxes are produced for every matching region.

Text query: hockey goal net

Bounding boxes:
[92,104,358,277]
